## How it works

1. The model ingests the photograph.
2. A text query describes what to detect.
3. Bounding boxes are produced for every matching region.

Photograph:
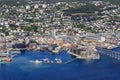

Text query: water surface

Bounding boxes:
[0,47,120,80]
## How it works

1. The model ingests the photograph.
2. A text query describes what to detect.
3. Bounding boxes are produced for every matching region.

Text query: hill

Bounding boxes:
[0,0,119,5]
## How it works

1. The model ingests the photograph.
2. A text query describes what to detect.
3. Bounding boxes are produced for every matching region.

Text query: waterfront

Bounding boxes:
[0,47,120,80]
[0,0,119,80]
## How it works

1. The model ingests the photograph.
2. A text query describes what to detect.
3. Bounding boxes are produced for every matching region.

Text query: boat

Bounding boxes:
[43,58,50,63]
[0,51,12,63]
[30,60,42,64]
[9,49,21,55]
[55,58,62,63]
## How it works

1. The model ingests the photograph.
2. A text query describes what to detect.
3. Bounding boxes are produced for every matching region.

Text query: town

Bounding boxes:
[0,0,119,63]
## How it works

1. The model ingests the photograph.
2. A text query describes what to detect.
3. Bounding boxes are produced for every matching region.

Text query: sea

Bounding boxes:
[0,47,120,80]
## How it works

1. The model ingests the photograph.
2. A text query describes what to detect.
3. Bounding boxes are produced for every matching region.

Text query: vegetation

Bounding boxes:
[76,24,97,33]
[0,0,27,6]
[104,0,120,5]
[104,6,119,11]
[22,25,38,32]
[43,0,120,5]
[63,4,101,15]
[0,26,9,36]
[0,0,119,6]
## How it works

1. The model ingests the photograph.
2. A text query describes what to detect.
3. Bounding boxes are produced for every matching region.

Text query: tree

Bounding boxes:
[63,4,101,15]
[76,24,97,33]
[22,25,37,32]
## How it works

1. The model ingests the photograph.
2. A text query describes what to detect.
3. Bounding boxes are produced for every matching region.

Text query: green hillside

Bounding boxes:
[63,4,101,15]
[0,0,27,6]
[43,0,120,5]
[0,0,119,5]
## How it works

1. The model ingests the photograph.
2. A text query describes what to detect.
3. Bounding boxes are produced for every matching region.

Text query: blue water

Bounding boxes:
[0,47,120,80]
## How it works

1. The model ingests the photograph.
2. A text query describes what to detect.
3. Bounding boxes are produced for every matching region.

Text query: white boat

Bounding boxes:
[30,60,42,64]
[9,49,21,54]
[0,51,10,57]
[43,58,51,63]
[55,58,62,63]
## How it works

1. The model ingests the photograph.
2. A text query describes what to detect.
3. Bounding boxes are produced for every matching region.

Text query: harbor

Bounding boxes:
[0,0,119,80]
[0,31,119,63]
[0,47,120,80]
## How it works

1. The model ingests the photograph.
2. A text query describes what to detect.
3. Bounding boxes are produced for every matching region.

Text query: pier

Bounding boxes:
[96,47,120,60]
